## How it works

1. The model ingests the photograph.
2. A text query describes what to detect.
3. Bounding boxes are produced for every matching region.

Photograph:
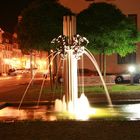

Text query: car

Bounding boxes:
[78,68,98,76]
[52,68,98,83]
[8,68,17,76]
[8,68,28,76]
[115,72,140,84]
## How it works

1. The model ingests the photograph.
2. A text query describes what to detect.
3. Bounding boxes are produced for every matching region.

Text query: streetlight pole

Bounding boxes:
[128,65,135,85]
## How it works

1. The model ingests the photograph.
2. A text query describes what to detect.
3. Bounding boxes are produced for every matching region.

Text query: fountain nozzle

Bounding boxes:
[51,34,89,59]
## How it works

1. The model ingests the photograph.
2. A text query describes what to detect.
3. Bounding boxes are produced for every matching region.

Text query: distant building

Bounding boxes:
[0,27,48,76]
[0,28,19,75]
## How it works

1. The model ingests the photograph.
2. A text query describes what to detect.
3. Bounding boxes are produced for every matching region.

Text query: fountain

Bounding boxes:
[51,34,112,120]
[0,16,140,122]
[49,15,112,120]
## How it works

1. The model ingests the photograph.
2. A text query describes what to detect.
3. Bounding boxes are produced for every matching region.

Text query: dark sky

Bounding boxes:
[0,0,33,33]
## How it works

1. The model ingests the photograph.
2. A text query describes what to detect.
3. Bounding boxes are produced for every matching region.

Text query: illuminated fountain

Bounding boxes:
[51,34,112,120]
[0,16,140,122]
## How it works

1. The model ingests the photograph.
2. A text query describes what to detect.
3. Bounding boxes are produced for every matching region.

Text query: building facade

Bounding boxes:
[0,28,48,75]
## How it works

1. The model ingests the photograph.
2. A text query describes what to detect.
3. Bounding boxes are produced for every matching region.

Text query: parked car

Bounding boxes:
[52,69,98,83]
[115,72,140,84]
[8,68,17,76]
[8,68,28,76]
[78,68,98,76]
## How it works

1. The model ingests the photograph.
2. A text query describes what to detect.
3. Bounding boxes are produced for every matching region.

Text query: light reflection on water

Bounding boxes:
[0,103,140,121]
[119,103,140,120]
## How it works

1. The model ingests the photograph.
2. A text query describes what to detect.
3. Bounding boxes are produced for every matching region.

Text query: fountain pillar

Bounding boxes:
[63,16,76,43]
[65,49,78,112]
[63,16,77,110]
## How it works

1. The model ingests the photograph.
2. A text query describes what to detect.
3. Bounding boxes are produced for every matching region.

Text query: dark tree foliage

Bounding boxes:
[77,2,140,57]
[17,0,72,51]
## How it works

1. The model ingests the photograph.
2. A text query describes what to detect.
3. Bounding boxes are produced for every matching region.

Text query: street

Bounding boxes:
[0,74,51,102]
[0,75,30,92]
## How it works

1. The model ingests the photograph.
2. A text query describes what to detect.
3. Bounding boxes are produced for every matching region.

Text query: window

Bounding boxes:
[117,53,136,64]
[128,14,137,28]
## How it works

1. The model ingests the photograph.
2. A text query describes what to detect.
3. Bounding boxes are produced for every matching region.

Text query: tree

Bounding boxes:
[18,0,71,51]
[17,0,72,87]
[77,2,140,77]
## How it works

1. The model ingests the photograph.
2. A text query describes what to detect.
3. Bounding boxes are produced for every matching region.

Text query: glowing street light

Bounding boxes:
[128,65,135,73]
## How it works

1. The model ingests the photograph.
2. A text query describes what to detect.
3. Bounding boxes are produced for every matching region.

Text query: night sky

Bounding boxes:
[0,0,91,33]
[0,0,33,33]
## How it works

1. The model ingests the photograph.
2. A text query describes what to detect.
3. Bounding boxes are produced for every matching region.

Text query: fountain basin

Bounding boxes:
[0,102,140,122]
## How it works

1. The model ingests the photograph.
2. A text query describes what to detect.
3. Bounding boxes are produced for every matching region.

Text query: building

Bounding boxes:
[0,28,48,76]
[0,28,21,75]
